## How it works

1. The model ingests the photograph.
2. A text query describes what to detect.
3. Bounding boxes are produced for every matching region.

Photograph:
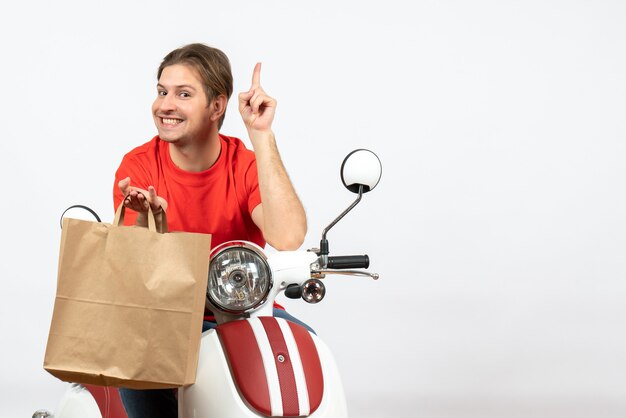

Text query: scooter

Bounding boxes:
[34,148,382,418]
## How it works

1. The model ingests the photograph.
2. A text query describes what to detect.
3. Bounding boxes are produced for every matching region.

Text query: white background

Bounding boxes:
[1,1,625,417]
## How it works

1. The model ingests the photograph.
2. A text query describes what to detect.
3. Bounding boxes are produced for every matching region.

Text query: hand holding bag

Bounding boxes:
[44,204,211,389]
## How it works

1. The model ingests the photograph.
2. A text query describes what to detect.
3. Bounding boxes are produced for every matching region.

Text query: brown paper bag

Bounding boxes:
[44,204,211,389]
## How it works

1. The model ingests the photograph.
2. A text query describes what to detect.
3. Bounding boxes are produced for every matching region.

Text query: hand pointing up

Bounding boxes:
[238,63,277,133]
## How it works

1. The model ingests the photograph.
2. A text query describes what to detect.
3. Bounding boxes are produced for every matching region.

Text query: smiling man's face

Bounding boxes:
[152,63,215,145]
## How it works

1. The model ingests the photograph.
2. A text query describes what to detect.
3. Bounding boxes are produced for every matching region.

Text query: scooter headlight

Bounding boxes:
[207,241,272,314]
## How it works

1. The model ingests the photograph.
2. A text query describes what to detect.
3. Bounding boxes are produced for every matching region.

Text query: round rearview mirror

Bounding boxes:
[340,149,382,193]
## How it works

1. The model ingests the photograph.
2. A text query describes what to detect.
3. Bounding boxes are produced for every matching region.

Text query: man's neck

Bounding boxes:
[168,132,222,172]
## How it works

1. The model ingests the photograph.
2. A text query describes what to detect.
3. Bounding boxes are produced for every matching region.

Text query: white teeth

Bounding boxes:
[162,118,182,125]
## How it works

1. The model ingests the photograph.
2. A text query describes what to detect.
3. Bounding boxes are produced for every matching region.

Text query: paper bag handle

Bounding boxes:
[114,203,168,233]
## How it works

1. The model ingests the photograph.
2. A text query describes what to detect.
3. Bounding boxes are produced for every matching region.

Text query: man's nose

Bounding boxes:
[159,94,177,111]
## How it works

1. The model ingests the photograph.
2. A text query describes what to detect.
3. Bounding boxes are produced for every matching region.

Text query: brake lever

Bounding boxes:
[311,269,380,280]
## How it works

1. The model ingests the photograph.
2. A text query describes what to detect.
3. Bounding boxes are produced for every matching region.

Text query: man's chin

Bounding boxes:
[157,133,180,143]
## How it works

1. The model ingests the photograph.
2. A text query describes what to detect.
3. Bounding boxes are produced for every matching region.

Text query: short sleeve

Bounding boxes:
[245,158,262,215]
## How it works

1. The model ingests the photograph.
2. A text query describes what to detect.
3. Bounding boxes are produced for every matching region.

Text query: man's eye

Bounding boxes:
[158,90,167,96]
[180,92,190,98]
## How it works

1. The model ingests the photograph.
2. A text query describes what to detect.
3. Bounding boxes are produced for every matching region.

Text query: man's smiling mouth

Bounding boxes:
[162,117,183,125]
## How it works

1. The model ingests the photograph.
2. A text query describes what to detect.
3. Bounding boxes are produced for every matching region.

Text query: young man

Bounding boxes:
[113,43,308,418]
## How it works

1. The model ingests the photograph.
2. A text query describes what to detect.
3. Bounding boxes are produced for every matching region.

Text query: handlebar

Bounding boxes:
[327,255,369,269]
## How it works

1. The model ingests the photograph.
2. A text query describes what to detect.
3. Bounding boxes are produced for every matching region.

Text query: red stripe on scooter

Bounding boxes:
[260,317,300,416]
[288,321,324,414]
[217,321,271,416]
[83,385,128,418]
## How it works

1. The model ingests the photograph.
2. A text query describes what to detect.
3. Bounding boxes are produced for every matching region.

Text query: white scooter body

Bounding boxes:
[179,250,348,417]
[179,326,348,417]
[47,384,101,418]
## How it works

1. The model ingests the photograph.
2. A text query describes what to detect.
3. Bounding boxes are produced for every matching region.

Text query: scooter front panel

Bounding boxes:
[180,327,347,418]
[217,317,323,417]
[286,320,323,412]
[215,318,271,415]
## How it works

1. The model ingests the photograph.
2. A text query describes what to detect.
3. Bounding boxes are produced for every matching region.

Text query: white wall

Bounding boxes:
[1,1,625,417]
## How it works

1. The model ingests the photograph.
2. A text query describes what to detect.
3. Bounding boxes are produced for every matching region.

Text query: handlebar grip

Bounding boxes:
[327,255,370,269]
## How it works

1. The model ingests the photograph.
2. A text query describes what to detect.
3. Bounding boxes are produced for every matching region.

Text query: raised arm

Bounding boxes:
[238,63,307,250]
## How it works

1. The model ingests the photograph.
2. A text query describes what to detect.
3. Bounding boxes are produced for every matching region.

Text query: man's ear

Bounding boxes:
[209,95,228,122]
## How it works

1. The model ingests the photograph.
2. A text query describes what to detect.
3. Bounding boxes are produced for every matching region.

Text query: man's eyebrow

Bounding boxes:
[156,83,198,91]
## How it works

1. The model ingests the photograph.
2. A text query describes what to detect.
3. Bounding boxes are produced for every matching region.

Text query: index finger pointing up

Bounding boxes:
[251,62,262,88]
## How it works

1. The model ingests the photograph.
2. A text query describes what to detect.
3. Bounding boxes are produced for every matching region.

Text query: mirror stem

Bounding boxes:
[320,185,364,256]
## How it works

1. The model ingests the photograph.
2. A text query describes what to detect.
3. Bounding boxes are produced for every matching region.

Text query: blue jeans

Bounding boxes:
[119,309,314,418]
